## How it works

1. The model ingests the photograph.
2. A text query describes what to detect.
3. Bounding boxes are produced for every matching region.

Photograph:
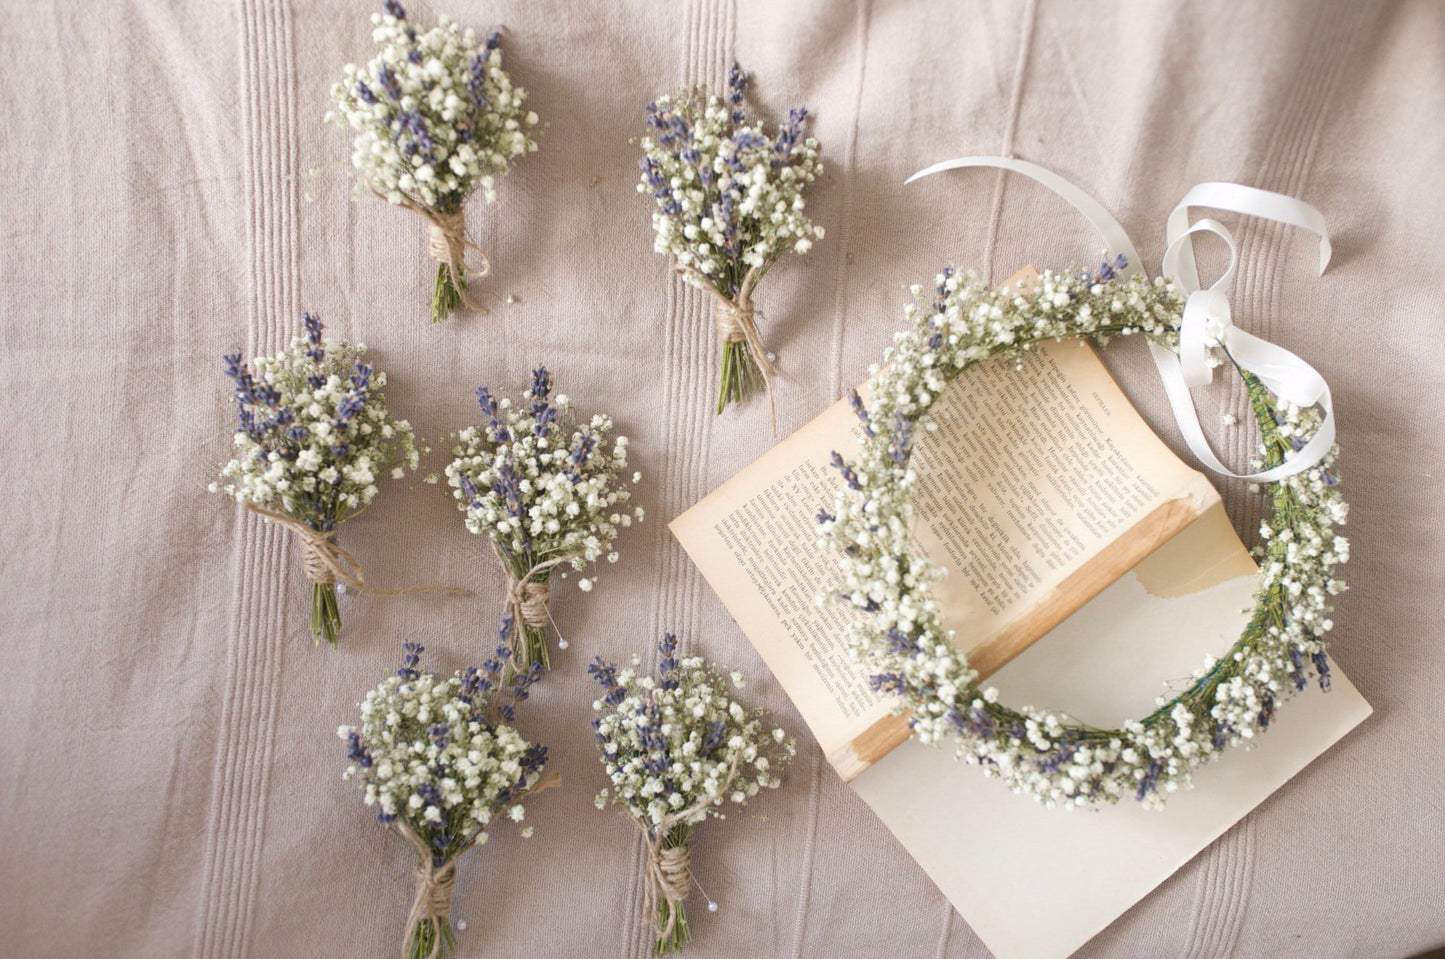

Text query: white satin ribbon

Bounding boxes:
[908,156,1335,482]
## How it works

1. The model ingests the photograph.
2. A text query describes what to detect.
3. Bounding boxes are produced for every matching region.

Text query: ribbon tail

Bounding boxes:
[1148,340,1335,483]
[1166,181,1331,292]
[906,156,1145,279]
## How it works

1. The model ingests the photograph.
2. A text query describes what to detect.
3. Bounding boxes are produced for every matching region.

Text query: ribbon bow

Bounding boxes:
[907,157,1336,483]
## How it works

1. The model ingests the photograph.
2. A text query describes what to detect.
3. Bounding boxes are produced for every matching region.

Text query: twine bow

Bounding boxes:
[373,187,491,314]
[634,752,741,943]
[686,265,780,435]
[492,546,585,664]
[243,502,471,598]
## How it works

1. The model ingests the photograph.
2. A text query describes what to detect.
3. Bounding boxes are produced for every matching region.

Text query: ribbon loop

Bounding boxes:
[1178,287,1231,389]
[907,156,1337,484]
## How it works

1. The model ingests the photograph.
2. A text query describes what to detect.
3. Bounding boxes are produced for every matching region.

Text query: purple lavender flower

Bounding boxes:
[588,656,626,707]
[1135,760,1163,800]
[890,411,914,466]
[346,730,374,768]
[467,52,489,105]
[830,450,863,491]
[726,61,748,126]
[868,672,908,696]
[377,63,401,101]
[397,641,423,682]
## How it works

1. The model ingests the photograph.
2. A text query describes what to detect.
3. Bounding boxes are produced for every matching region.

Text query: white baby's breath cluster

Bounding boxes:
[445,369,642,582]
[639,63,823,295]
[211,314,418,529]
[327,4,538,213]
[339,640,548,854]
[590,634,794,832]
[818,264,1348,809]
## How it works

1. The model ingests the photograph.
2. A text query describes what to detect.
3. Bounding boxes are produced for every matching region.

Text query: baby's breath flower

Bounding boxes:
[446,368,642,670]
[213,313,418,646]
[821,262,1347,810]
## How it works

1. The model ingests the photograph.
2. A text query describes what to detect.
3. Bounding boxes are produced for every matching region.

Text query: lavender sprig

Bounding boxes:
[446,369,644,669]
[211,313,419,646]
[639,62,825,415]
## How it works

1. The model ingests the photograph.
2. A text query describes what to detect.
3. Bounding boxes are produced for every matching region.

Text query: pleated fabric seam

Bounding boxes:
[628,3,730,957]
[1184,5,1360,956]
[194,2,296,957]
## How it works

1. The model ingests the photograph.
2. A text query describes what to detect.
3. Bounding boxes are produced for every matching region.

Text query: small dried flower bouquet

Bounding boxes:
[212,313,419,646]
[339,630,554,959]
[446,368,642,671]
[328,1,539,322]
[590,633,794,954]
[639,62,825,419]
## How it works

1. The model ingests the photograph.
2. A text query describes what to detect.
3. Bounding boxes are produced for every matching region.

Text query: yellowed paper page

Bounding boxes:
[910,340,1219,679]
[673,398,897,760]
[672,339,1219,777]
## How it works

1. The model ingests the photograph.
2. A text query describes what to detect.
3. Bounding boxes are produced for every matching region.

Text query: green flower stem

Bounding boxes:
[406,915,457,959]
[432,262,464,324]
[521,621,550,672]
[506,558,554,673]
[716,339,764,414]
[311,581,342,647]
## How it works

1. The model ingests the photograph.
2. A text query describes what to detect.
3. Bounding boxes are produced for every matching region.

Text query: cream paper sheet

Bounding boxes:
[851,504,1372,959]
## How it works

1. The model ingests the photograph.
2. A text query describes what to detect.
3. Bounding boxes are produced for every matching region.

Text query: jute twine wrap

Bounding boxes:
[373,187,491,314]
[633,752,742,943]
[512,579,551,629]
[493,545,584,663]
[243,502,471,599]
[391,774,560,959]
[395,818,457,959]
[686,264,779,434]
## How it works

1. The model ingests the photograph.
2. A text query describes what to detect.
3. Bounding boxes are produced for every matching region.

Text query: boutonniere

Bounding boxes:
[339,628,556,959]
[446,368,643,670]
[328,2,539,322]
[211,314,437,646]
[590,634,794,953]
[638,63,825,426]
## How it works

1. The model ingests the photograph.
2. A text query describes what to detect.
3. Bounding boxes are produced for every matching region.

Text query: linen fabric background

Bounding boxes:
[2,1,1442,956]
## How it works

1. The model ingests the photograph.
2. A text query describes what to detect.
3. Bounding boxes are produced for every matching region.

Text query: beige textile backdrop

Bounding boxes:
[2,1,1443,957]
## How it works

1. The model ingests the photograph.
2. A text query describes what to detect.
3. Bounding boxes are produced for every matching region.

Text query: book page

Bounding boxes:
[671,270,1220,777]
[851,504,1372,959]
[674,399,897,760]
[911,341,1219,681]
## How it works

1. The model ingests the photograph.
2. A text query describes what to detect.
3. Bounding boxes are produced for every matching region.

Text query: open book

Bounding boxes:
[670,270,1370,959]
[673,269,1222,781]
